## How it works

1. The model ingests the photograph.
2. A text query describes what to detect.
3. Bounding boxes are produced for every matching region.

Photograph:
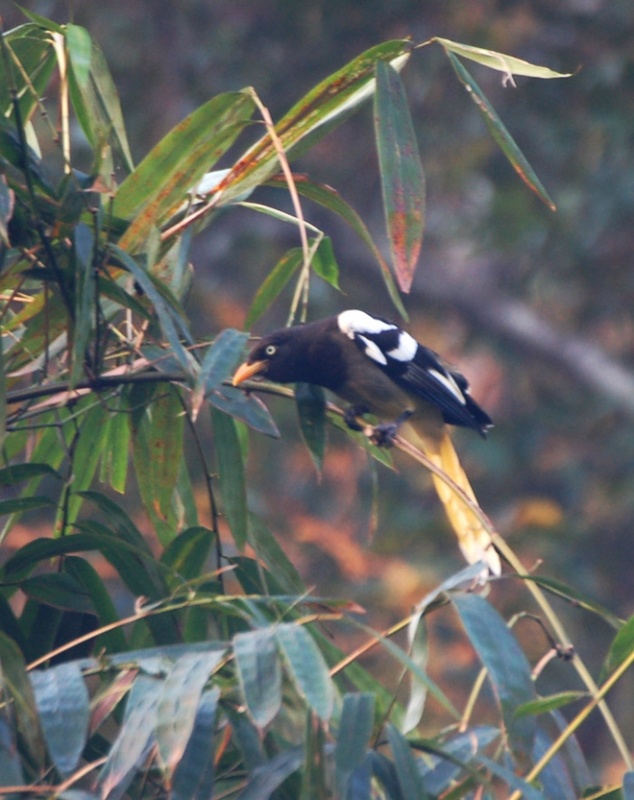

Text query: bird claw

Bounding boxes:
[343,405,367,432]
[370,409,414,448]
[370,422,399,447]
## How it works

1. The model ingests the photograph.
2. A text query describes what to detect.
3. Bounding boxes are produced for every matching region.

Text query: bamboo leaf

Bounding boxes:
[110,245,195,376]
[212,407,248,550]
[237,747,304,800]
[98,673,161,797]
[295,382,326,474]
[234,628,282,728]
[161,527,215,584]
[213,40,412,207]
[30,661,89,777]
[446,50,556,211]
[70,222,95,387]
[335,693,375,798]
[115,91,255,251]
[434,37,573,80]
[267,175,408,320]
[245,247,304,328]
[386,723,430,799]
[514,691,588,720]
[452,592,536,762]
[374,60,425,293]
[247,513,305,595]
[207,384,280,438]
[601,614,634,682]
[311,236,340,289]
[275,622,334,721]
[65,27,133,173]
[171,688,220,800]
[156,651,225,775]
[0,632,46,765]
[20,572,95,614]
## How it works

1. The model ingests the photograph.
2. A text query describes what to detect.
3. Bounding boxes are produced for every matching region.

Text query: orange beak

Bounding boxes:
[232,359,268,386]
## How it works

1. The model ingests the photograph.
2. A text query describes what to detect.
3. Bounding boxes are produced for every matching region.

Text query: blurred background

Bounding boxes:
[4,0,634,781]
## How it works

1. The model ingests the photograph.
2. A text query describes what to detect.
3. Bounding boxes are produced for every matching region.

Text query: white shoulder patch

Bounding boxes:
[429,368,467,404]
[337,309,395,339]
[387,331,417,362]
[358,334,388,365]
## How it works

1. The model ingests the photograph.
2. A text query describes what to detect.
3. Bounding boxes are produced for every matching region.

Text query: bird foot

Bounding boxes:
[369,409,414,448]
[343,405,368,432]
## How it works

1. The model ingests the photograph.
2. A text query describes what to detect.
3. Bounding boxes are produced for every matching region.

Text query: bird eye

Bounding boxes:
[265,344,277,356]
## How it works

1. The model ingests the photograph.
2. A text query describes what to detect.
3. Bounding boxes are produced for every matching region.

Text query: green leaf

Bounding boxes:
[434,37,573,79]
[70,222,95,387]
[374,60,425,293]
[601,614,634,682]
[131,384,184,545]
[247,513,305,595]
[212,407,248,549]
[64,556,127,653]
[215,40,411,207]
[110,245,195,376]
[234,628,282,728]
[171,688,220,800]
[30,661,89,777]
[161,527,215,584]
[295,382,326,474]
[20,572,95,614]
[0,631,46,764]
[446,50,556,211]
[475,754,545,800]
[335,693,375,798]
[386,723,430,799]
[65,23,92,88]
[98,673,161,797]
[526,575,624,630]
[0,462,60,486]
[514,691,588,720]
[268,175,408,320]
[238,747,304,800]
[245,247,304,328]
[66,32,133,173]
[156,650,225,775]
[115,91,255,251]
[402,611,429,734]
[207,384,280,438]
[311,236,340,289]
[275,622,334,721]
[99,405,130,494]
[57,401,110,532]
[0,496,55,515]
[200,329,249,392]
[452,592,536,761]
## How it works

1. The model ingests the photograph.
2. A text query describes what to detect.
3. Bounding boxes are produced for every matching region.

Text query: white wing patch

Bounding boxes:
[429,368,467,405]
[338,309,395,338]
[387,331,417,362]
[358,335,388,365]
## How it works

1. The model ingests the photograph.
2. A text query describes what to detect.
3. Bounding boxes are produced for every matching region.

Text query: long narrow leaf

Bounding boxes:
[452,592,536,762]
[171,688,220,800]
[275,623,334,721]
[115,91,255,251]
[434,37,572,80]
[156,651,225,775]
[234,628,282,728]
[374,60,425,293]
[30,661,89,777]
[335,693,375,798]
[445,50,556,210]
[212,407,248,549]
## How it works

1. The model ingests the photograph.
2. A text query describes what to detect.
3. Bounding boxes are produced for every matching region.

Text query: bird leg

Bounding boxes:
[343,404,369,432]
[370,409,414,447]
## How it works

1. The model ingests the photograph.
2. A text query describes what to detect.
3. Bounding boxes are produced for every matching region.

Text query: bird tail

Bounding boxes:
[405,422,501,576]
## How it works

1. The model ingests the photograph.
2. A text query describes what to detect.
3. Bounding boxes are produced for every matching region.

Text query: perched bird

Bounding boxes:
[232,309,500,575]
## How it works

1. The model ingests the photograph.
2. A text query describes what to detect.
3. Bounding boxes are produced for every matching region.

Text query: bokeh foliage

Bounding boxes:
[0,6,633,799]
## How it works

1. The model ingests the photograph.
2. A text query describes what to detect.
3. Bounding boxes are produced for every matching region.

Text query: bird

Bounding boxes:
[232,309,501,575]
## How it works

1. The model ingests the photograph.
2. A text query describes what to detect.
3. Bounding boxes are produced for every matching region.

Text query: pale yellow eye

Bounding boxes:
[265,344,276,356]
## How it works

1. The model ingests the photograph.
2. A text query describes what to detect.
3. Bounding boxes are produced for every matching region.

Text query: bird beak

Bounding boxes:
[232,359,268,386]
